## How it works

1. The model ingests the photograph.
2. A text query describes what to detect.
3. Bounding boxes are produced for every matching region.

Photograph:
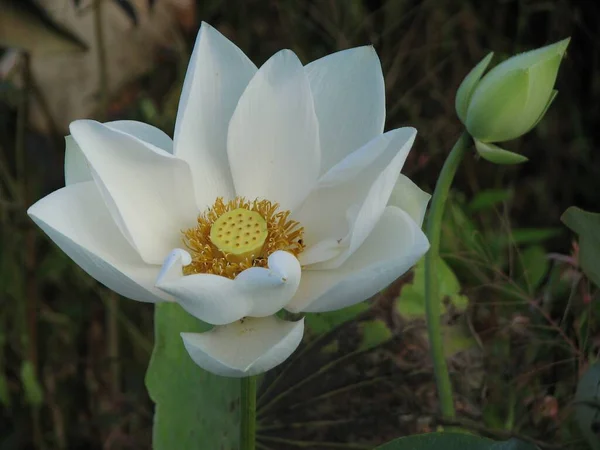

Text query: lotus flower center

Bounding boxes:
[181,197,305,279]
[209,208,268,260]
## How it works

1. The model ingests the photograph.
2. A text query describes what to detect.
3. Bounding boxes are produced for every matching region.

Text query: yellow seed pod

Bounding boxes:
[210,208,268,260]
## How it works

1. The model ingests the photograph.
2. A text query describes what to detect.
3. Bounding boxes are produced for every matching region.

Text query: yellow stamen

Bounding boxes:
[182,197,305,279]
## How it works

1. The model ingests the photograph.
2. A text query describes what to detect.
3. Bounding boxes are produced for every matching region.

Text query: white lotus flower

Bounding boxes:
[28,22,430,378]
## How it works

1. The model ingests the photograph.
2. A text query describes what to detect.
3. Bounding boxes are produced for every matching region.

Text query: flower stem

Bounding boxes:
[241,375,257,450]
[424,131,470,419]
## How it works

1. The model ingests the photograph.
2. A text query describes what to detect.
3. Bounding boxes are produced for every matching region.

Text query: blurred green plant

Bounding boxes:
[576,362,600,450]
[376,432,535,450]
[561,207,600,288]
[397,256,476,357]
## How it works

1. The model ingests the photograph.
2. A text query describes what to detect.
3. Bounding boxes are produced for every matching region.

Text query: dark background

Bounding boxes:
[1,0,599,448]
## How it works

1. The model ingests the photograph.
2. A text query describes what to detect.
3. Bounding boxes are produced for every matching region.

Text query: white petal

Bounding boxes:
[107,120,174,153]
[228,49,320,211]
[27,182,167,303]
[174,22,257,208]
[64,135,92,186]
[295,238,342,266]
[181,316,304,377]
[306,46,385,175]
[238,251,302,317]
[70,120,198,265]
[295,128,416,268]
[156,249,249,324]
[286,206,429,313]
[388,174,431,227]
[64,120,173,186]
[156,250,301,325]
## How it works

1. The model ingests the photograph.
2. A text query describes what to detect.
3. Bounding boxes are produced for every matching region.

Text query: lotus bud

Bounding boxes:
[455,39,570,164]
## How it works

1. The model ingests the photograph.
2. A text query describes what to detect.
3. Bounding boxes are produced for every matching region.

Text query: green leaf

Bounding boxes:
[468,188,513,212]
[375,432,535,449]
[475,141,529,165]
[489,438,537,450]
[517,245,549,292]
[456,52,494,124]
[20,360,43,406]
[397,289,428,318]
[397,257,476,357]
[357,319,392,351]
[304,302,369,336]
[488,227,563,251]
[397,256,468,318]
[443,198,488,261]
[321,340,339,354]
[575,362,600,450]
[508,227,562,244]
[561,206,600,287]
[146,303,240,450]
[442,321,478,358]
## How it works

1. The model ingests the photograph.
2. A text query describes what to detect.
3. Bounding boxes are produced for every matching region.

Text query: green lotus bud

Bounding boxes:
[474,140,528,165]
[455,52,494,124]
[457,39,569,146]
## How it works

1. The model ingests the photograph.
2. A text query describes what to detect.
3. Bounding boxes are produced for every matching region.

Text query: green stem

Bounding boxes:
[424,131,470,419]
[241,375,257,450]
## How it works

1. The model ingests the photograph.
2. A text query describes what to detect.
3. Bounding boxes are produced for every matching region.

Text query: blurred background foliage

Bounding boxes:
[0,0,599,449]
